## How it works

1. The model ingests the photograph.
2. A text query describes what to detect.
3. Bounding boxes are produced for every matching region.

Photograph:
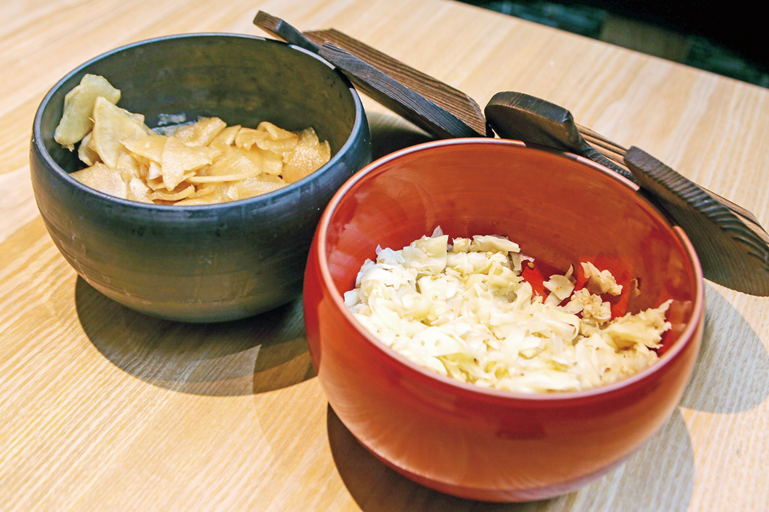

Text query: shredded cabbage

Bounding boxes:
[345,229,672,393]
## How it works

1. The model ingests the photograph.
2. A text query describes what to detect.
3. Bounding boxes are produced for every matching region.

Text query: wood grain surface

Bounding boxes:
[1,1,767,511]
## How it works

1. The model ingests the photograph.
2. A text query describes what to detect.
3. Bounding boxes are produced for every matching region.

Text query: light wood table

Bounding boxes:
[1,1,767,510]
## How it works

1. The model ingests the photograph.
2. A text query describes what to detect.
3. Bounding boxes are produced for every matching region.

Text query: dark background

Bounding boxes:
[459,1,768,87]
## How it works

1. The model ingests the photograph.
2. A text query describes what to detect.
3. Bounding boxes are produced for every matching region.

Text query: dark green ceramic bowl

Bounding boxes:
[31,33,371,322]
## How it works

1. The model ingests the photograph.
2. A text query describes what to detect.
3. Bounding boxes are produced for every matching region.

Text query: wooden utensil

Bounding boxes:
[305,28,490,138]
[253,11,320,52]
[484,91,633,179]
[254,12,489,139]
[252,11,769,296]
[624,146,769,296]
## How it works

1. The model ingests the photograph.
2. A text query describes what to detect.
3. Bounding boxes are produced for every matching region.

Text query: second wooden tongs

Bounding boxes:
[254,11,769,296]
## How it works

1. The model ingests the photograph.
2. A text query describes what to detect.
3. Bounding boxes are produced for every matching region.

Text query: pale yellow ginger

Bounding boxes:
[55,75,330,205]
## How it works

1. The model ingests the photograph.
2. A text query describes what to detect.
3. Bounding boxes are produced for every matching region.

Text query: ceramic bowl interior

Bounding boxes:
[31,33,370,322]
[305,139,703,501]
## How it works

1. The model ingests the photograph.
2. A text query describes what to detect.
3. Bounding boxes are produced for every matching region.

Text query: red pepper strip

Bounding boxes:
[521,260,571,300]
[574,263,590,292]
[521,262,547,298]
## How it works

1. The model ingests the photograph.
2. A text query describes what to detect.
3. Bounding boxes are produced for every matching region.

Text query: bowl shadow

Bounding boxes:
[327,405,694,511]
[679,283,769,413]
[367,111,434,160]
[75,277,313,396]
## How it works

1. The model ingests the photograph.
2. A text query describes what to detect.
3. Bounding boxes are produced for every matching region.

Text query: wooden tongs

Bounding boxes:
[254,11,769,296]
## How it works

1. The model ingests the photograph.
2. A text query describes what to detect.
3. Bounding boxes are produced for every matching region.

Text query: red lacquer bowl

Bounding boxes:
[303,139,704,502]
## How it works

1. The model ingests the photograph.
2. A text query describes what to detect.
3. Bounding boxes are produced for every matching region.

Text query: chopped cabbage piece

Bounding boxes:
[582,261,623,295]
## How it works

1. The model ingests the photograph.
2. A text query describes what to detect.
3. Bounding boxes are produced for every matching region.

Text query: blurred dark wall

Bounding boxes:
[580,0,763,68]
[463,0,766,72]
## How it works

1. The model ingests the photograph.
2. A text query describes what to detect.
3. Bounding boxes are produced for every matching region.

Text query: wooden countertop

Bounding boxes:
[1,1,767,510]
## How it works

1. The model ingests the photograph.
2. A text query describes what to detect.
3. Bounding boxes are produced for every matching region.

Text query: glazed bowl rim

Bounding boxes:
[314,137,705,402]
[32,32,367,211]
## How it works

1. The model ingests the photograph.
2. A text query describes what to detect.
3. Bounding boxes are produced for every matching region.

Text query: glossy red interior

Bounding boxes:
[304,139,704,501]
